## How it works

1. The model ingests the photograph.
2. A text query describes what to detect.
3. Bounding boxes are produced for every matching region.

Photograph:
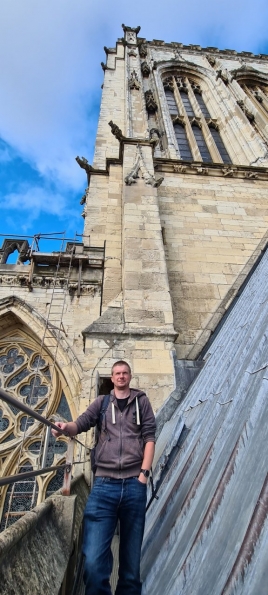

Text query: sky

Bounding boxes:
[1,0,268,252]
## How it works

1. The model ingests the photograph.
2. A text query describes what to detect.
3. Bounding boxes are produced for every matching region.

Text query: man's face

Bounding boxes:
[111,365,131,390]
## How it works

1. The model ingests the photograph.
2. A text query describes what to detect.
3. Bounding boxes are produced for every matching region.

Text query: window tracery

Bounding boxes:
[163,74,231,164]
[234,79,268,146]
[0,329,72,531]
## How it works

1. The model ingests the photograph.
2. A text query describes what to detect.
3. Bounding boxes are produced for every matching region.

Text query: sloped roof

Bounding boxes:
[142,247,268,595]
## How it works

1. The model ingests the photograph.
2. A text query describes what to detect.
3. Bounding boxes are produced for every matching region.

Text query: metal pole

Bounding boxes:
[0,464,68,488]
[0,387,88,449]
[0,388,69,436]
[62,439,75,496]
[41,425,51,469]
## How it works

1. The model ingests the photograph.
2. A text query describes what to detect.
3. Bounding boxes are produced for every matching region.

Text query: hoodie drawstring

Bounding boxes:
[112,402,116,424]
[136,397,140,425]
[112,396,140,425]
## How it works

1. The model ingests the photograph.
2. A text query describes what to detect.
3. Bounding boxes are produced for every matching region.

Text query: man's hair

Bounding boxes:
[111,360,132,374]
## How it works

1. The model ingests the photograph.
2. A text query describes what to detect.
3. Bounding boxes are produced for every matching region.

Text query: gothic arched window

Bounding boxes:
[163,75,231,164]
[236,80,268,145]
[0,329,72,531]
[242,82,268,115]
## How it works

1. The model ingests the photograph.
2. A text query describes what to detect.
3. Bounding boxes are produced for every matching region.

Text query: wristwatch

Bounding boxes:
[140,469,150,478]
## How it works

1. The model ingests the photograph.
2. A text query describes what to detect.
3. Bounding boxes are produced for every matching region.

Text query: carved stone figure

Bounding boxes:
[191,165,209,175]
[108,121,124,141]
[252,90,263,103]
[138,42,147,58]
[216,69,229,84]
[244,171,259,179]
[237,100,255,122]
[149,128,161,145]
[173,165,186,173]
[75,156,94,175]
[207,55,216,67]
[222,166,236,177]
[221,166,235,178]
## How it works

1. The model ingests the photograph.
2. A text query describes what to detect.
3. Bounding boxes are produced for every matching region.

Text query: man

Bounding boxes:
[52,360,156,595]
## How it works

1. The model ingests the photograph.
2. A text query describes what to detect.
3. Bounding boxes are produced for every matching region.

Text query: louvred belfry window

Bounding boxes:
[238,81,268,145]
[163,75,231,164]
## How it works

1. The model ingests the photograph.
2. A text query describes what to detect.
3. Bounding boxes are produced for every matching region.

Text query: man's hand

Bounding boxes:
[138,472,148,484]
[51,421,78,438]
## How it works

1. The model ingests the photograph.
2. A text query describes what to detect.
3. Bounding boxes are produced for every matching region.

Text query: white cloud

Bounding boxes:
[1,185,79,232]
[0,145,13,163]
[0,0,268,196]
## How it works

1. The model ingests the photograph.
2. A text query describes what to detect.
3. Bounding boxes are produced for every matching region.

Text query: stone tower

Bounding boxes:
[1,23,268,533]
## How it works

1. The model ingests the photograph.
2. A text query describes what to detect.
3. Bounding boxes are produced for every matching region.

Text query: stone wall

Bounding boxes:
[158,173,268,358]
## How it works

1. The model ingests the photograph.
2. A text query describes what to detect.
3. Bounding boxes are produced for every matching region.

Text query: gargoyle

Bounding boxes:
[108,121,124,141]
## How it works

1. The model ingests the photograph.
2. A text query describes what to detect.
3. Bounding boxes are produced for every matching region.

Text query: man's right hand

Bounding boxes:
[51,421,78,438]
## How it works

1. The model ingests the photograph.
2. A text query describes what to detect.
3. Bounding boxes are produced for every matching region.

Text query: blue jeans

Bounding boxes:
[82,477,147,595]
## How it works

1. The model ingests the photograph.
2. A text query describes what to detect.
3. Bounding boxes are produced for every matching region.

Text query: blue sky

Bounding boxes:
[1,0,268,249]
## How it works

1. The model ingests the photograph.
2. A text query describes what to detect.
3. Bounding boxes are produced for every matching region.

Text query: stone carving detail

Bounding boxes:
[122,24,141,35]
[129,70,140,90]
[231,63,261,82]
[191,165,209,175]
[141,61,150,77]
[173,165,187,173]
[207,55,216,66]
[190,117,202,129]
[125,144,164,187]
[101,62,108,71]
[163,76,174,91]
[173,49,186,61]
[108,120,124,141]
[138,43,147,58]
[149,128,162,149]
[175,76,187,90]
[244,171,259,179]
[207,119,219,130]
[216,69,229,84]
[75,156,94,183]
[222,166,237,177]
[252,90,263,103]
[80,191,87,205]
[144,90,158,113]
[190,81,202,94]
[128,49,137,57]
[173,115,186,126]
[237,100,255,122]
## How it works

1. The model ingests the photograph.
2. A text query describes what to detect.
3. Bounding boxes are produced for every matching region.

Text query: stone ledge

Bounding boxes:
[154,159,268,180]
[82,306,177,340]
[0,474,88,595]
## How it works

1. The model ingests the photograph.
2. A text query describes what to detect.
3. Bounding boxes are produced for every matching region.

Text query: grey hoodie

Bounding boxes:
[75,389,156,478]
